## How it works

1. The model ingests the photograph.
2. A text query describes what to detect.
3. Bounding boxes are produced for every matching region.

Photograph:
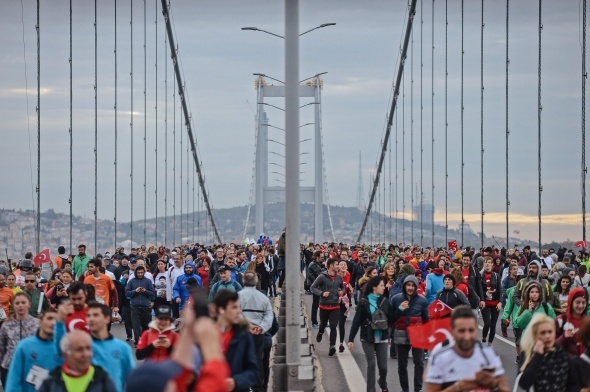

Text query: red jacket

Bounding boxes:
[197,267,209,292]
[136,321,179,361]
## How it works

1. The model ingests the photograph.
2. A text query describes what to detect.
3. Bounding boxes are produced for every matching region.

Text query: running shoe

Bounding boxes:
[328,346,336,356]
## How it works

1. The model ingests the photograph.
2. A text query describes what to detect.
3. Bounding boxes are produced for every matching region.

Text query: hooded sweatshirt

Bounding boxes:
[555,287,588,356]
[512,260,552,307]
[172,261,202,309]
[135,320,179,361]
[390,275,429,331]
[513,281,556,330]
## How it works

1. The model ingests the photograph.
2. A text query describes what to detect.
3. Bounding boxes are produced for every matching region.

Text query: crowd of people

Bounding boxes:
[3,239,590,391]
[304,242,590,392]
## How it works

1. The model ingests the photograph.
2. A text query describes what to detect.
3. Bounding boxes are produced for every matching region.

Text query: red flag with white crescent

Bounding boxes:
[447,240,458,252]
[428,299,452,319]
[33,249,51,266]
[575,240,588,249]
[407,317,452,350]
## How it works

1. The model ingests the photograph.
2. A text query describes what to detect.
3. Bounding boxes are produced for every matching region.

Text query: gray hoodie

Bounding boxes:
[310,271,344,308]
[512,260,552,307]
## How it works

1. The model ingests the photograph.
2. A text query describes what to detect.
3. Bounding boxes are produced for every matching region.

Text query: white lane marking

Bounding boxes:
[324,328,367,391]
[477,325,516,347]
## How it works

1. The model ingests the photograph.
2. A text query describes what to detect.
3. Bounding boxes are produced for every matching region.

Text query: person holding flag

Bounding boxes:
[348,276,391,392]
[390,275,429,392]
[424,306,509,392]
[434,274,469,313]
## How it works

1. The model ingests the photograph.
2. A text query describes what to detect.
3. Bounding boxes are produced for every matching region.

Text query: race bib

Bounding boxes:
[26,365,49,389]
[0,307,7,321]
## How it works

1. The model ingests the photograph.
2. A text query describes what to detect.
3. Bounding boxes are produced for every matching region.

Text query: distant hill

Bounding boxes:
[0,205,572,258]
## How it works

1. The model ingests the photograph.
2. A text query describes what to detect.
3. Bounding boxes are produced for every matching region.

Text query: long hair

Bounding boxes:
[518,281,543,317]
[520,313,555,371]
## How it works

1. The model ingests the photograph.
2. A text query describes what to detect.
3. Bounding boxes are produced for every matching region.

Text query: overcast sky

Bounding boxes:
[0,0,587,244]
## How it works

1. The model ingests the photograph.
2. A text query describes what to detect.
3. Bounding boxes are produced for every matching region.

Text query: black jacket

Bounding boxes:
[348,296,392,343]
[436,288,470,309]
[39,365,116,392]
[306,260,323,288]
[463,265,484,309]
[225,322,260,392]
[480,270,502,302]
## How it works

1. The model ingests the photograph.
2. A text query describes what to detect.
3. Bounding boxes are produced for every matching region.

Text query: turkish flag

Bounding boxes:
[33,249,51,266]
[407,317,452,350]
[428,299,452,319]
[447,240,458,252]
[575,240,588,249]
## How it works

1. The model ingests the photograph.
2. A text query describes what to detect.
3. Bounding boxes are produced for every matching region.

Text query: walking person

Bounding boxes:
[307,252,324,328]
[311,258,344,357]
[348,276,391,392]
[516,313,570,391]
[390,275,429,392]
[480,257,502,346]
[125,266,155,345]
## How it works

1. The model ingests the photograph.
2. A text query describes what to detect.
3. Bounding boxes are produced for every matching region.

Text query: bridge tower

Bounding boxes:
[254,74,324,243]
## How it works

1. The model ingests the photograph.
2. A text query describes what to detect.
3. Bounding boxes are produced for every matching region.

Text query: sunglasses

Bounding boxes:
[25,279,36,283]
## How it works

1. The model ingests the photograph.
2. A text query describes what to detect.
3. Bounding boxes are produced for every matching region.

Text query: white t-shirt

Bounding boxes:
[426,340,504,389]
[543,256,554,270]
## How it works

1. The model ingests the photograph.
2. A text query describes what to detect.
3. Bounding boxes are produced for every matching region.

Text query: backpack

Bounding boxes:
[363,298,388,331]
[388,274,408,302]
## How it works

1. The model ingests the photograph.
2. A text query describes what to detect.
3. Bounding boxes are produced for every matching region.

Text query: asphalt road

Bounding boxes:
[303,293,520,392]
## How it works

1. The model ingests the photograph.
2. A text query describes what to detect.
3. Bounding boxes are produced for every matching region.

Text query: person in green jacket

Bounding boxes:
[22,272,50,317]
[72,244,92,280]
[501,285,523,363]
[514,281,556,332]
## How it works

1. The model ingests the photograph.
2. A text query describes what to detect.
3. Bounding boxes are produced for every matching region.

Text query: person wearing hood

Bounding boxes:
[126,266,156,345]
[435,273,469,311]
[480,257,502,346]
[136,304,179,361]
[425,265,445,305]
[512,260,552,308]
[390,275,429,392]
[554,287,588,357]
[173,261,202,311]
[513,281,556,332]
[550,261,566,283]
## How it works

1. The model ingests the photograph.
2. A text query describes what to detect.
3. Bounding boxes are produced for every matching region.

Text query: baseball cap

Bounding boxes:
[154,304,173,319]
[218,265,230,273]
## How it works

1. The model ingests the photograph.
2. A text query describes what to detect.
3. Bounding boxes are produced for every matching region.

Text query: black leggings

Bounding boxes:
[277,268,286,290]
[338,302,347,344]
[481,306,500,343]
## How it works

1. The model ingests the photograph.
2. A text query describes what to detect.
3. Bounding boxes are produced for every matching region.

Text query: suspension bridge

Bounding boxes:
[0,0,588,389]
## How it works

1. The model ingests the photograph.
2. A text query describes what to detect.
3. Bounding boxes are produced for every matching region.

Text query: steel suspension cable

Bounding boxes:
[114,0,118,249]
[480,0,485,249]
[538,0,543,250]
[173,53,176,247]
[402,73,406,242]
[356,0,418,242]
[395,99,404,243]
[94,0,98,253]
[180,87,183,244]
[186,111,189,244]
[583,0,587,242]
[69,0,73,253]
[394,97,397,244]
[411,29,414,245]
[461,0,465,246]
[130,0,134,246]
[192,148,195,243]
[35,0,40,254]
[431,0,435,248]
[420,0,424,247]
[506,0,510,248]
[154,0,158,245]
[445,0,448,246]
[164,11,168,246]
[143,0,147,246]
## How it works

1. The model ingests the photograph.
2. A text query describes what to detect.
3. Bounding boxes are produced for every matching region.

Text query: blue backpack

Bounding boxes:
[388,274,408,302]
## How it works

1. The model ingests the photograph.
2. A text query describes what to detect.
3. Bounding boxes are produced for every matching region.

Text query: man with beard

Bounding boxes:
[172,261,201,310]
[72,244,92,280]
[209,247,226,287]
[425,306,509,392]
[512,260,552,307]
[64,282,90,333]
